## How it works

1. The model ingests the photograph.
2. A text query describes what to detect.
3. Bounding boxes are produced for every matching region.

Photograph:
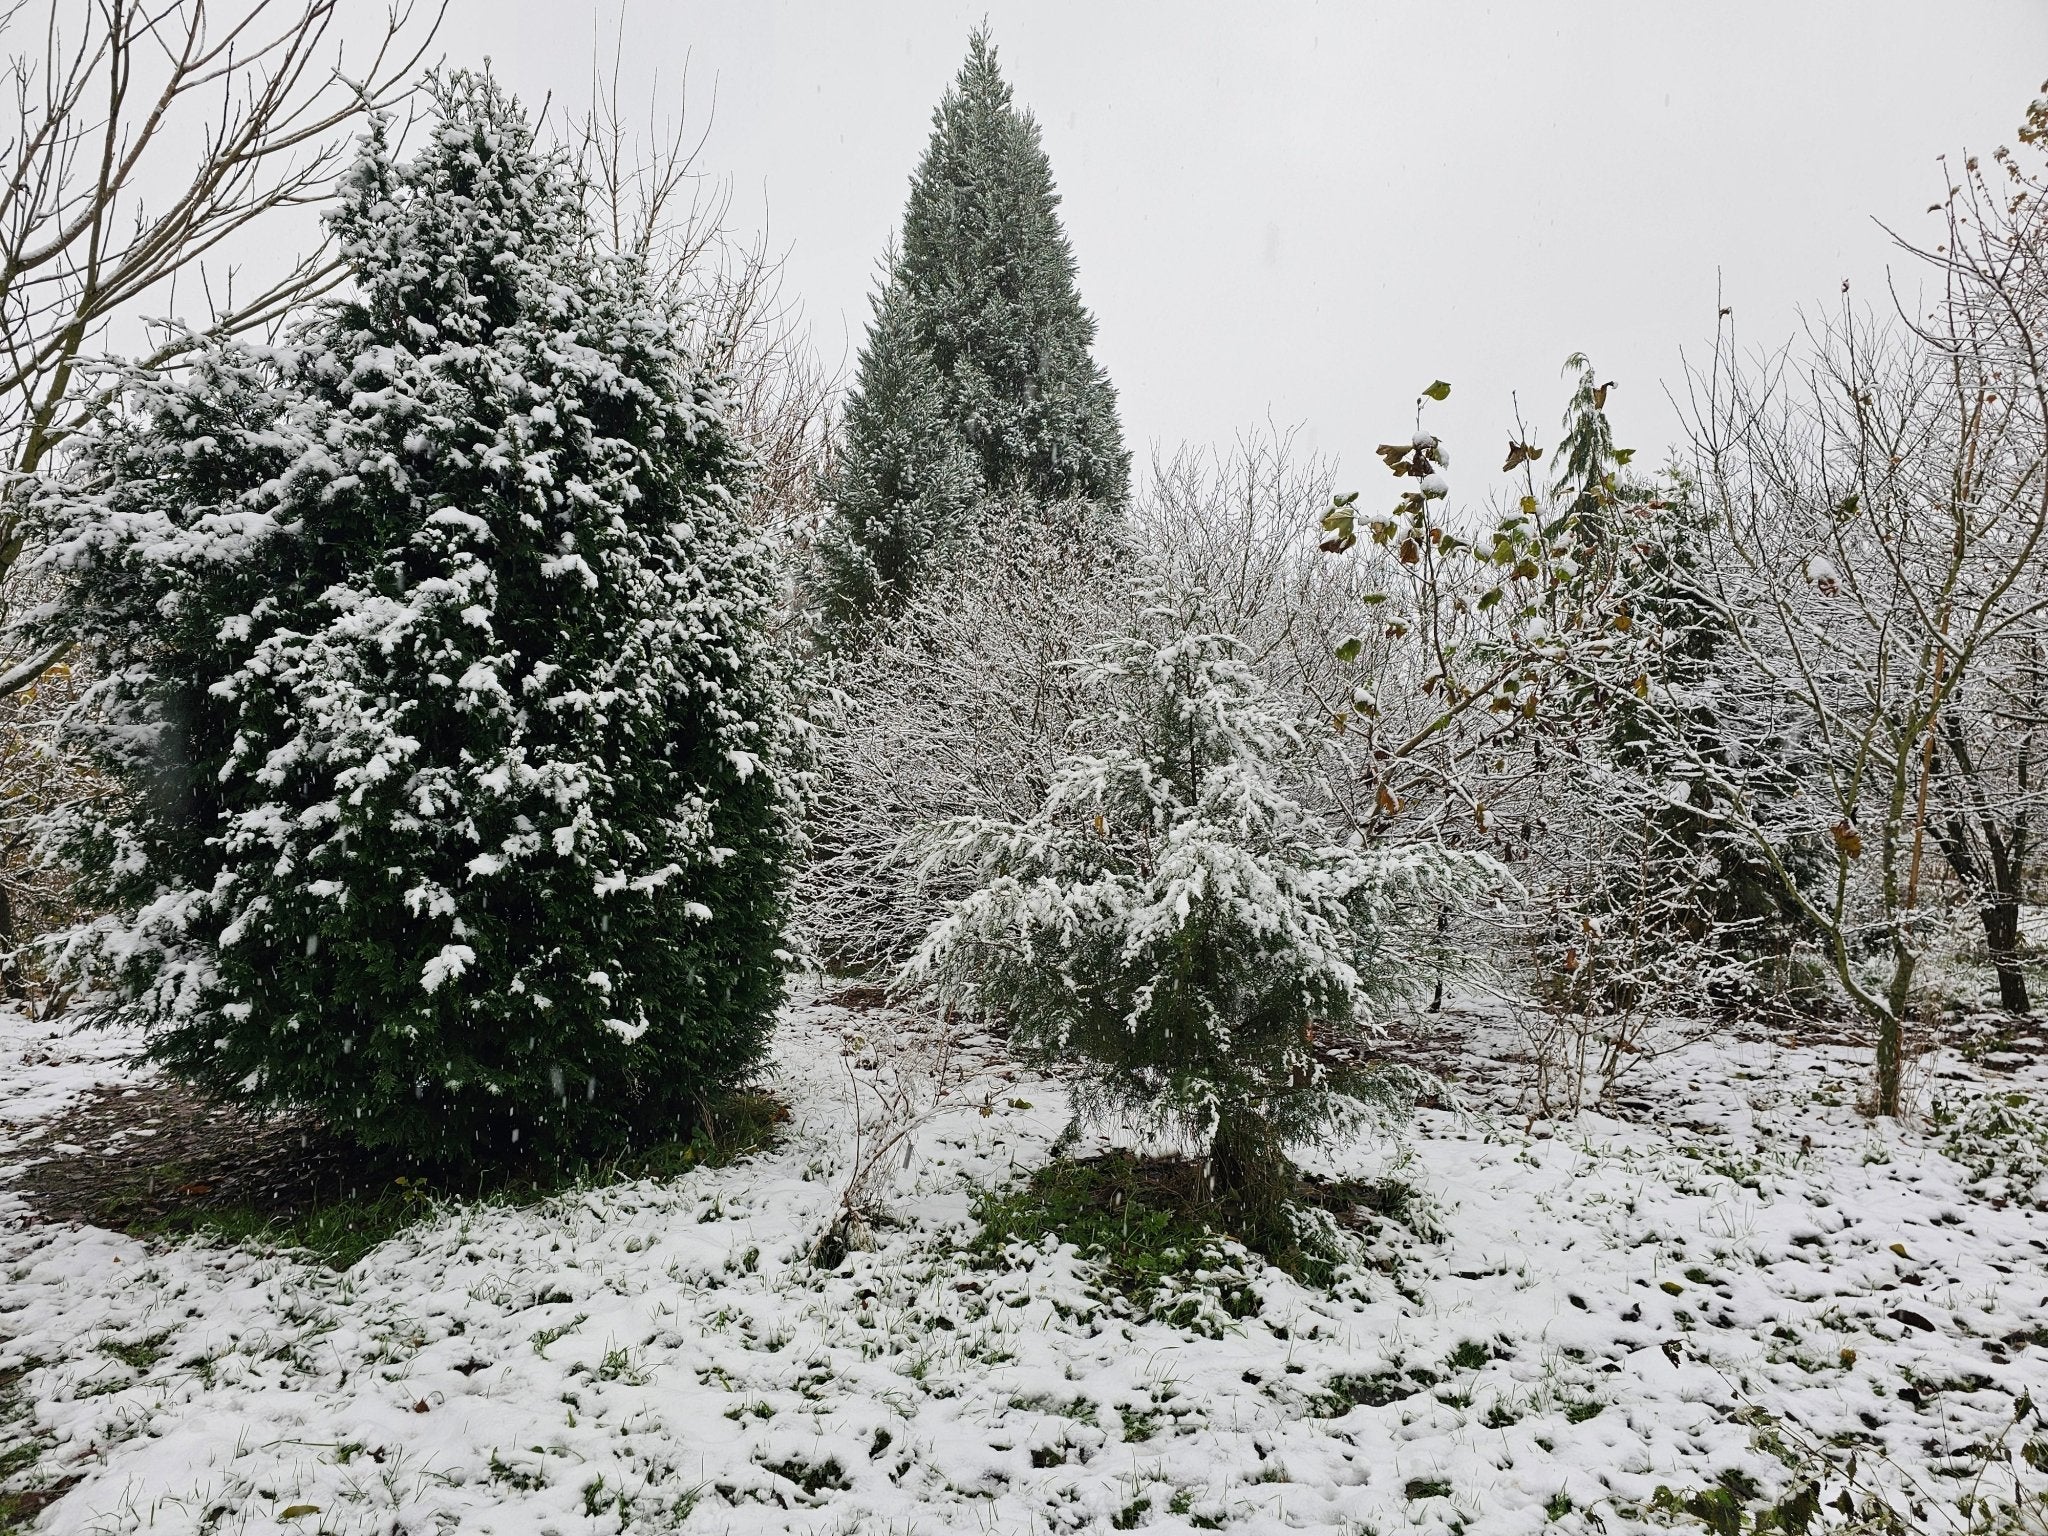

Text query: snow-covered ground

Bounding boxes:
[4,993,2048,1535]
[0,1005,149,1166]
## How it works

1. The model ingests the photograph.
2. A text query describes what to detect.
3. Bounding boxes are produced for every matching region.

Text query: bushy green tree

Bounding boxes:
[36,72,800,1165]
[816,28,1128,624]
[907,590,1495,1231]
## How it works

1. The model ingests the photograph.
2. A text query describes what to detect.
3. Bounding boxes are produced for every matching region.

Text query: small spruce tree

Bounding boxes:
[907,591,1495,1238]
[37,72,799,1164]
[817,28,1128,623]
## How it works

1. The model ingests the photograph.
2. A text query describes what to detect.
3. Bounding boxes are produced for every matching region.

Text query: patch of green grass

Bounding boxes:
[0,1485,62,1534]
[529,1314,588,1358]
[1936,1089,2048,1207]
[486,1451,546,1492]
[971,1150,1409,1310]
[127,1091,786,1270]
[1405,1477,1454,1501]
[130,1177,439,1271]
[593,1346,645,1385]
[1010,1392,1098,1426]
[1483,1397,1523,1428]
[975,1153,1226,1281]
[1313,1368,1435,1417]
[1446,1339,1494,1372]
[0,1442,35,1488]
[1118,1405,1161,1442]
[94,1332,171,1373]
[756,1454,849,1499]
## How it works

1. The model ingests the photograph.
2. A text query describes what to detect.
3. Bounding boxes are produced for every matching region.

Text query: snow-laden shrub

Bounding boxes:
[799,500,1128,972]
[803,437,1375,977]
[32,72,801,1164]
[907,589,1498,1222]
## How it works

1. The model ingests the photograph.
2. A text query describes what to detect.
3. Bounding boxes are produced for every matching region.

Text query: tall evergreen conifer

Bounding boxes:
[817,29,1128,623]
[37,73,799,1164]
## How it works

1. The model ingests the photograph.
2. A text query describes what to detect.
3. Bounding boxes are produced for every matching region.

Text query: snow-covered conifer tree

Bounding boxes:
[816,28,1128,623]
[811,281,982,623]
[908,590,1495,1231]
[35,71,799,1164]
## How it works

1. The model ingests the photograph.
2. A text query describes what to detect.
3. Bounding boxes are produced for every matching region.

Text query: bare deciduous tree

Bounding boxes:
[564,36,836,555]
[1647,156,2048,1115]
[0,0,440,688]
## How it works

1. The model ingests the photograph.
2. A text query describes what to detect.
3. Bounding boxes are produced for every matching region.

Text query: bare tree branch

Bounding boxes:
[0,0,442,692]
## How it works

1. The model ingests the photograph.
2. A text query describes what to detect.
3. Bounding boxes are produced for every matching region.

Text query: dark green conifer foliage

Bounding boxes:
[817,28,1128,623]
[1550,354,1808,980]
[38,73,799,1165]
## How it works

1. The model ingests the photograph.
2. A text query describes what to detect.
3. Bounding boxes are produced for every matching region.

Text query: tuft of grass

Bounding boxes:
[94,1332,171,1373]
[486,1451,546,1492]
[756,1455,849,1500]
[1314,1368,1434,1417]
[1111,1495,1152,1529]
[1483,1398,1523,1429]
[1446,1339,1493,1372]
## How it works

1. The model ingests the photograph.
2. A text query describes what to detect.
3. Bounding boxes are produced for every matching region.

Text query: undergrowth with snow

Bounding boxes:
[4,994,2048,1536]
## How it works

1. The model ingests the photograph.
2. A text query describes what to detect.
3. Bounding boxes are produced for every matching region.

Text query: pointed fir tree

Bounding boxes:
[816,28,1128,624]
[812,277,983,620]
[36,72,801,1165]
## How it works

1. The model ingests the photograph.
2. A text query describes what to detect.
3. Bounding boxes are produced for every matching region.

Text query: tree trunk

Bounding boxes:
[1875,1012,1904,1118]
[1983,897,2030,1014]
[1206,1118,1291,1243]
[1876,948,1916,1119]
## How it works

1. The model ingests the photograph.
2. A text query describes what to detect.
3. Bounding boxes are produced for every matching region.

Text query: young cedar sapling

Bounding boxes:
[906,585,1497,1249]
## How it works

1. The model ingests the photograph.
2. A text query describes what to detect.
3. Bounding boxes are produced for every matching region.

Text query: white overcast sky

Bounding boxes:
[431,0,2045,493]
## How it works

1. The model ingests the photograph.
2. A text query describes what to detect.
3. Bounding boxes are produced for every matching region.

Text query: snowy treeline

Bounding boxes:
[805,33,2048,1179]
